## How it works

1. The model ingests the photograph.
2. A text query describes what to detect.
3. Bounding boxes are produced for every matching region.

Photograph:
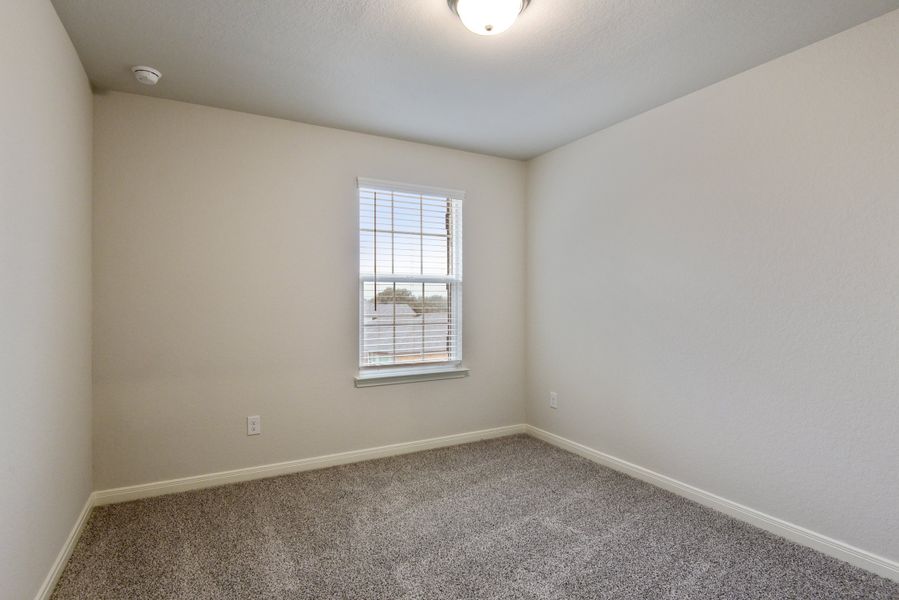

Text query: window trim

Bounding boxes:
[356,177,466,386]
[354,364,470,388]
[356,178,465,201]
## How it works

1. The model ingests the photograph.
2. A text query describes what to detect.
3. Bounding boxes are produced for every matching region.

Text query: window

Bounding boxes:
[356,178,467,386]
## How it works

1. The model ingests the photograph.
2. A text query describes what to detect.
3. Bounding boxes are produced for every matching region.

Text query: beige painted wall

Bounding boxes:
[0,2,93,598]
[526,10,899,562]
[92,92,527,490]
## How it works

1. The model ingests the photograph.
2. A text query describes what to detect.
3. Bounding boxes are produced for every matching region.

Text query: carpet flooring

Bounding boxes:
[52,435,898,599]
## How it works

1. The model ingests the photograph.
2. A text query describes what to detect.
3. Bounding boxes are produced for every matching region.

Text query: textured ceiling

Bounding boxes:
[53,0,899,159]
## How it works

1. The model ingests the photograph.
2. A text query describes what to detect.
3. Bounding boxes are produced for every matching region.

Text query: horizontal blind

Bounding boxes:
[358,180,463,369]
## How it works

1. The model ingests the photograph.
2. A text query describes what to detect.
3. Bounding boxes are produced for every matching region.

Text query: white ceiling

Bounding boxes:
[53,0,899,159]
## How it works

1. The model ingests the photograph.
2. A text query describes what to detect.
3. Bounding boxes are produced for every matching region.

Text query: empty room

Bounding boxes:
[3,1,899,598]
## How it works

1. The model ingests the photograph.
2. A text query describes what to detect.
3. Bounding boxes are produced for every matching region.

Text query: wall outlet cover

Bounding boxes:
[247,415,261,436]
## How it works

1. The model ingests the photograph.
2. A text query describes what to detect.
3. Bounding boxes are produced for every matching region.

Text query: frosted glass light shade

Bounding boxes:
[452,0,527,36]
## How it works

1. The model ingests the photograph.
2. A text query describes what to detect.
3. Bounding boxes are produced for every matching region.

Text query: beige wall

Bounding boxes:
[92,92,527,489]
[0,2,93,598]
[526,10,899,562]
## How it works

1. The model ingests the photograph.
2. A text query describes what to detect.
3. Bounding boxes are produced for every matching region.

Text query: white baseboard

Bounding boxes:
[33,492,96,600]
[526,424,899,583]
[93,424,527,506]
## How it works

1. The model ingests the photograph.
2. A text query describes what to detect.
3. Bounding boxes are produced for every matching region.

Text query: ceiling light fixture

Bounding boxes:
[448,0,530,36]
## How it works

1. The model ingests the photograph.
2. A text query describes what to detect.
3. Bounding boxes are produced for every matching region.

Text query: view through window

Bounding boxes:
[358,179,463,371]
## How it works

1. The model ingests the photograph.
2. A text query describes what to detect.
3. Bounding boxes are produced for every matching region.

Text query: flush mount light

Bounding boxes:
[448,0,530,36]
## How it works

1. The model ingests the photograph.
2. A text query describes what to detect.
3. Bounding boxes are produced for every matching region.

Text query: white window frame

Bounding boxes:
[355,178,468,387]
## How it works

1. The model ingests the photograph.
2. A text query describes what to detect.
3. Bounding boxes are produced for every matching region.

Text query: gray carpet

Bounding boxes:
[52,435,898,599]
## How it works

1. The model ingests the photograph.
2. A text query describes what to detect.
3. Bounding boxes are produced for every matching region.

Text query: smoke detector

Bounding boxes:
[131,66,162,86]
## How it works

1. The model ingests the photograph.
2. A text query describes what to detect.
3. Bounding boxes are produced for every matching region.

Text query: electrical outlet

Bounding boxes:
[549,392,558,409]
[247,415,261,436]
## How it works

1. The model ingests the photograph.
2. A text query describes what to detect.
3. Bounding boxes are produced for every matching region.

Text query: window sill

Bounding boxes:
[355,365,469,388]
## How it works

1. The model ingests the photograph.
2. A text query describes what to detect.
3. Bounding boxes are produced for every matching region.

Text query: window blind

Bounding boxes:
[358,178,463,370]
